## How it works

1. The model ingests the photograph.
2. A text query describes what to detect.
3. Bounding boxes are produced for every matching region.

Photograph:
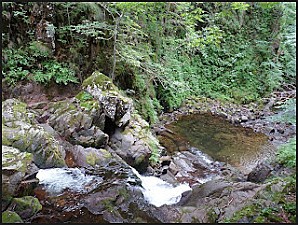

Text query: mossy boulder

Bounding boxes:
[174,179,267,223]
[2,98,66,168]
[2,145,33,210]
[68,145,112,168]
[46,99,108,148]
[2,211,23,223]
[2,145,33,172]
[82,71,133,128]
[2,98,35,125]
[8,196,42,219]
[109,113,163,172]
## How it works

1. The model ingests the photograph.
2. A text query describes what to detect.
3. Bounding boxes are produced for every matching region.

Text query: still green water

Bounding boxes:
[164,113,276,174]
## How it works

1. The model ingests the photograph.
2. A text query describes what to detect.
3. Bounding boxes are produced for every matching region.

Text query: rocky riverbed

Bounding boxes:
[2,72,296,223]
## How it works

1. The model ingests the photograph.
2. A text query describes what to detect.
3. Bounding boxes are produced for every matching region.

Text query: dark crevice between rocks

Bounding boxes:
[103,116,118,137]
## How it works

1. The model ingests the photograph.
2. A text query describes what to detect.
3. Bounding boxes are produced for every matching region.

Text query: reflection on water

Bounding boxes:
[164,113,276,173]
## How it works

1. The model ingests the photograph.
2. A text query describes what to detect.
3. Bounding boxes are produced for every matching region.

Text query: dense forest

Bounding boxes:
[2,2,296,121]
[1,2,296,223]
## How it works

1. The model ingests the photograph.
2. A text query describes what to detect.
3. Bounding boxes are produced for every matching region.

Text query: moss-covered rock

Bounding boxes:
[2,211,23,223]
[82,71,133,128]
[82,71,118,92]
[2,145,33,172]
[2,146,33,210]
[2,98,66,168]
[68,145,112,168]
[8,196,42,219]
[2,98,34,125]
[47,99,108,148]
[109,113,163,172]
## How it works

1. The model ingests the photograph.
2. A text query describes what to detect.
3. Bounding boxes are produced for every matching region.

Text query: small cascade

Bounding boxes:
[130,167,192,207]
[36,167,103,195]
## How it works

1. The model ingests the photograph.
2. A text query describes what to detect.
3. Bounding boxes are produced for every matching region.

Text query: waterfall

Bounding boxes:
[36,167,103,195]
[130,167,192,207]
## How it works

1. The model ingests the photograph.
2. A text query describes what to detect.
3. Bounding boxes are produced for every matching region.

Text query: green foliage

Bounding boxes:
[2,44,78,85]
[276,137,296,168]
[28,41,52,58]
[32,60,78,85]
[2,2,296,124]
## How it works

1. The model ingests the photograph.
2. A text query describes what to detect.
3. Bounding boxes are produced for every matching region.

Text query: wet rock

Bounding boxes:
[7,196,42,219]
[67,145,112,168]
[2,146,33,210]
[109,113,163,172]
[247,162,272,183]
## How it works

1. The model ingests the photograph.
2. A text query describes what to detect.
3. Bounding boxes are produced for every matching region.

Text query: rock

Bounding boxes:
[2,145,33,210]
[2,211,23,223]
[2,99,66,168]
[241,115,248,122]
[46,99,108,148]
[82,71,133,128]
[68,145,112,168]
[175,179,266,223]
[7,196,42,219]
[247,162,272,183]
[109,113,163,172]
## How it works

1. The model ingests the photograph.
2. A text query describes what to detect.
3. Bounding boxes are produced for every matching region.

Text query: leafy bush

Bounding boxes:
[2,42,78,85]
[32,61,78,85]
[276,137,296,168]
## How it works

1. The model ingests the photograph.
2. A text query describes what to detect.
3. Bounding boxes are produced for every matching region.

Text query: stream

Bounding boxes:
[30,112,277,223]
[159,113,277,174]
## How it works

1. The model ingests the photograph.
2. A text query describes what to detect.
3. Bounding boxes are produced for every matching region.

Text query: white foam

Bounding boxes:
[36,167,102,194]
[131,167,192,207]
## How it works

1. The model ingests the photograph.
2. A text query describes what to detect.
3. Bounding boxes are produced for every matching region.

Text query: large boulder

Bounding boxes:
[2,98,66,168]
[82,71,133,128]
[2,145,33,210]
[66,145,113,168]
[80,71,163,170]
[109,113,163,172]
[174,178,266,223]
[46,98,108,148]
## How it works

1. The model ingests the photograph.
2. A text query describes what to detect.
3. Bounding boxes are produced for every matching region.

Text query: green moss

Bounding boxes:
[11,196,42,218]
[75,91,93,101]
[12,101,27,113]
[134,154,146,165]
[82,71,118,92]
[118,187,129,200]
[207,208,218,223]
[101,198,115,212]
[2,211,23,223]
[148,140,160,165]
[225,204,257,222]
[2,132,12,146]
[86,152,97,166]
[100,148,112,159]
[50,100,77,113]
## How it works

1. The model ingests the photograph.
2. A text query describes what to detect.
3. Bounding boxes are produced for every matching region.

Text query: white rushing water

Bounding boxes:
[36,167,103,194]
[130,167,192,207]
[36,167,192,207]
